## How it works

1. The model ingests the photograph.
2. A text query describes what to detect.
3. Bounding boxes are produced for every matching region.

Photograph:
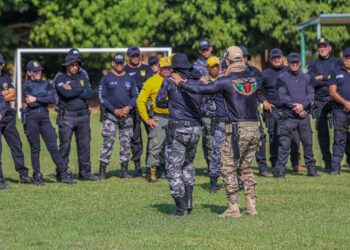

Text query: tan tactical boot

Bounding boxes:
[245,196,257,216]
[292,165,307,173]
[219,202,241,218]
[149,166,158,183]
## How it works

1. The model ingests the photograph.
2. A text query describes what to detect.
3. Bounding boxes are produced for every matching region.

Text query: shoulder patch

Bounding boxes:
[336,74,344,79]
[232,78,258,96]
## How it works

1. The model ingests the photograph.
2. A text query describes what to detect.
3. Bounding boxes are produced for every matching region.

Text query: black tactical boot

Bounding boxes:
[33,173,45,186]
[19,174,33,184]
[0,178,8,190]
[132,160,142,178]
[307,165,318,177]
[157,164,167,179]
[209,177,220,193]
[120,162,131,178]
[172,196,188,216]
[98,163,107,180]
[56,171,75,184]
[184,185,193,213]
[79,173,98,181]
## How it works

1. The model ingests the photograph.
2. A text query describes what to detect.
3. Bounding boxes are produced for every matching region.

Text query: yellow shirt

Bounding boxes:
[136,74,169,121]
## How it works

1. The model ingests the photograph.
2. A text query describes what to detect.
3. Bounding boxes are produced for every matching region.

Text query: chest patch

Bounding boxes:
[2,82,9,90]
[140,70,146,77]
[232,78,258,96]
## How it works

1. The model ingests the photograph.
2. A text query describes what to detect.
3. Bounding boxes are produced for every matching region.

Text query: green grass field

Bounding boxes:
[0,113,349,249]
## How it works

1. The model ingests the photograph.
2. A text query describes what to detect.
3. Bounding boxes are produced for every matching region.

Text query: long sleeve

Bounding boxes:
[277,78,294,109]
[302,77,315,109]
[128,80,138,109]
[98,77,115,113]
[136,81,152,121]
[156,80,169,108]
[178,80,225,95]
[36,82,55,104]
[55,78,84,98]
[80,77,93,100]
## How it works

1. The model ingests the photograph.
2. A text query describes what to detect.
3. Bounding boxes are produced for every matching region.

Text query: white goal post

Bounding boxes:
[14,47,173,117]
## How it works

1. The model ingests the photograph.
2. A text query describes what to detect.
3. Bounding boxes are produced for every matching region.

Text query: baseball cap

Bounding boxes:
[269,48,283,59]
[317,37,330,46]
[127,46,141,56]
[199,39,211,51]
[224,46,243,61]
[148,56,159,66]
[343,47,350,57]
[27,60,44,72]
[207,56,220,67]
[287,52,301,63]
[159,57,171,68]
[113,53,125,63]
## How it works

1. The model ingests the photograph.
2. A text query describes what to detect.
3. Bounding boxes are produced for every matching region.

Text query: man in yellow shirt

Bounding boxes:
[136,57,171,182]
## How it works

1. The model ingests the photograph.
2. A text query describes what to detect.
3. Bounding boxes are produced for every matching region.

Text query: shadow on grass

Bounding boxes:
[201,204,227,214]
[150,203,174,214]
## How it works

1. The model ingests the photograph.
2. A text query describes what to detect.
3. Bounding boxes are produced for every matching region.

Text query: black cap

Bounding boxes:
[127,46,141,56]
[240,46,251,60]
[62,54,81,66]
[221,59,228,70]
[68,48,81,58]
[170,53,192,69]
[0,54,4,64]
[27,60,44,72]
[113,53,125,63]
[199,39,211,51]
[317,37,330,46]
[343,47,350,57]
[269,48,283,59]
[148,56,159,66]
[287,52,301,63]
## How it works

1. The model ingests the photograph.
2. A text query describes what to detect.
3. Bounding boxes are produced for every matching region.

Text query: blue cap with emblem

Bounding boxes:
[287,52,301,63]
[343,47,350,57]
[27,60,44,72]
[113,53,125,63]
[68,48,81,58]
[0,54,4,64]
[127,46,141,57]
[199,39,211,51]
[269,48,283,59]
[317,37,330,46]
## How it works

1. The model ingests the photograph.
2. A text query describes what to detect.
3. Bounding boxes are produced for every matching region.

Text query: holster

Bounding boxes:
[56,109,64,126]
[310,104,320,119]
[99,105,107,123]
[230,123,240,159]
[262,111,273,130]
[277,118,288,136]
[210,117,217,136]
[327,111,334,129]
[20,108,27,125]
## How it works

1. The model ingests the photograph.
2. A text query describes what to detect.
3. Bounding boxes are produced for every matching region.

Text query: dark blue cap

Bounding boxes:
[343,47,350,57]
[148,56,159,66]
[62,54,81,66]
[0,54,4,64]
[127,46,141,56]
[171,53,192,69]
[199,39,211,51]
[27,60,44,72]
[68,48,81,58]
[269,48,283,59]
[288,52,301,63]
[113,53,125,63]
[317,37,330,46]
[240,46,251,60]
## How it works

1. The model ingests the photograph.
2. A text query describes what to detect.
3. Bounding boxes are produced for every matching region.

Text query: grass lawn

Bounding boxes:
[0,113,349,249]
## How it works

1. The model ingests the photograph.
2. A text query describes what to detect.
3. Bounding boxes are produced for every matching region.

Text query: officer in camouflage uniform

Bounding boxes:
[174,46,260,218]
[193,38,213,77]
[98,53,138,179]
[156,53,203,216]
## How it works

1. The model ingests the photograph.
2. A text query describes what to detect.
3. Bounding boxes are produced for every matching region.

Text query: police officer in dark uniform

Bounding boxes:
[260,48,302,173]
[22,60,73,185]
[0,53,32,184]
[156,53,203,216]
[0,93,12,189]
[240,46,271,177]
[54,52,97,181]
[328,47,350,175]
[98,53,137,179]
[125,46,152,177]
[275,53,317,178]
[308,37,342,172]
[148,56,160,75]
[193,38,213,77]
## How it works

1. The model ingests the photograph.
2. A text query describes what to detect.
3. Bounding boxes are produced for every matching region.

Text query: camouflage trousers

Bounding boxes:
[99,114,133,165]
[166,125,202,198]
[220,122,259,204]
[202,117,213,164]
[146,115,168,167]
[209,121,226,178]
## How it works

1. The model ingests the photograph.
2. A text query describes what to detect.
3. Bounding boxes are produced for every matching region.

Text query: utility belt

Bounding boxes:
[167,120,201,130]
[153,112,169,119]
[211,117,230,134]
[27,107,48,113]
[60,109,90,117]
[225,121,259,159]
